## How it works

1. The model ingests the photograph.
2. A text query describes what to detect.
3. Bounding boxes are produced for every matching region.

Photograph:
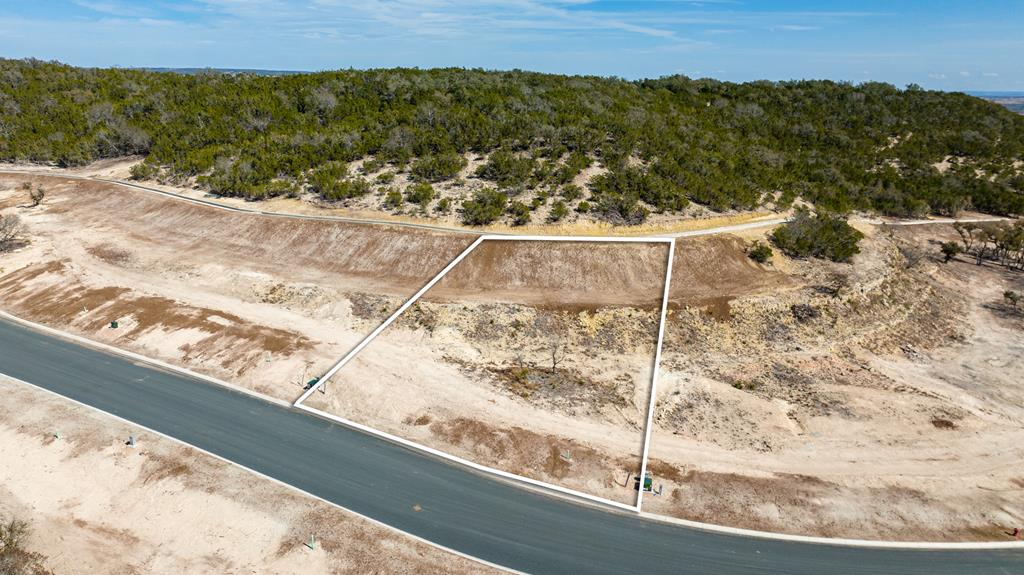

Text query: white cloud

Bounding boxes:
[982,72,999,77]
[928,73,947,80]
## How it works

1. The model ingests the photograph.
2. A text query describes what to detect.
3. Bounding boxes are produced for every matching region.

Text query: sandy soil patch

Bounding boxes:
[645,224,1024,541]
[304,240,672,505]
[0,375,498,575]
[0,173,478,401]
[4,171,1023,540]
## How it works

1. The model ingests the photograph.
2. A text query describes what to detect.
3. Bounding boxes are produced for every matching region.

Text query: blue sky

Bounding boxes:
[1,1,1021,90]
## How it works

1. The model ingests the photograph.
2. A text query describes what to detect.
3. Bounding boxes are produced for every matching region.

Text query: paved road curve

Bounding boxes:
[2,317,1022,574]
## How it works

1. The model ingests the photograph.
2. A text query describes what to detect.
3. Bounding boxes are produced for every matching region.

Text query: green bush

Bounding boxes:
[475,151,536,188]
[435,197,452,213]
[561,184,583,202]
[405,182,435,206]
[771,208,864,262]
[508,201,531,226]
[549,200,569,222]
[384,188,404,209]
[308,163,372,200]
[461,189,508,225]
[940,241,962,262]
[321,178,371,200]
[748,241,774,263]
[361,158,384,174]
[589,166,684,217]
[411,152,466,182]
[129,161,158,181]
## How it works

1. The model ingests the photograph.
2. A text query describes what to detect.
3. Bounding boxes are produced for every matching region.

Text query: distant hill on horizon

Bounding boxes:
[129,68,1024,118]
[969,92,1024,115]
[140,67,309,77]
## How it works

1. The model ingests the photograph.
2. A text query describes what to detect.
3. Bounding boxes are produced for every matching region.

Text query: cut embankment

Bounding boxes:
[301,238,673,507]
[644,225,1024,541]
[0,173,479,401]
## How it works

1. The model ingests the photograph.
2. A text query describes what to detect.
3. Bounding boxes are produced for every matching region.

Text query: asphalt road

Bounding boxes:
[2,317,1022,574]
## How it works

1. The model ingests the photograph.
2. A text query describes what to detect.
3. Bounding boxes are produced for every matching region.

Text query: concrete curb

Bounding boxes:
[637,511,1024,550]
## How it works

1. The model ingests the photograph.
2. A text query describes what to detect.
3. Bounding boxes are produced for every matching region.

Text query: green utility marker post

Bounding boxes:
[634,471,653,492]
[305,535,317,550]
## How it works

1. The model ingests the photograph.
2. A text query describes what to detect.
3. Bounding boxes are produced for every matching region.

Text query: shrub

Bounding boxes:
[321,178,371,200]
[384,188,404,209]
[593,192,649,225]
[771,208,863,262]
[461,188,508,225]
[405,182,435,206]
[411,152,466,182]
[1005,290,1021,310]
[561,184,583,202]
[475,150,535,188]
[435,197,452,214]
[129,161,158,181]
[508,201,531,226]
[308,163,372,200]
[360,158,384,174]
[549,200,569,222]
[577,200,591,213]
[940,241,963,262]
[589,166,688,214]
[748,241,773,264]
[0,214,27,252]
[0,516,53,575]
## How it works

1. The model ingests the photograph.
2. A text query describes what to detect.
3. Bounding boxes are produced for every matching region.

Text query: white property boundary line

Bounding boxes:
[294,235,677,514]
[635,238,675,511]
[0,373,526,575]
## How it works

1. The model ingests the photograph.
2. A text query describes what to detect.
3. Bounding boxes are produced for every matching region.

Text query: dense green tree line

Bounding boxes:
[1,58,1022,224]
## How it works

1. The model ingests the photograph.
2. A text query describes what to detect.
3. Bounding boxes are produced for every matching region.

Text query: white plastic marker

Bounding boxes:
[635,238,675,511]
[294,234,675,512]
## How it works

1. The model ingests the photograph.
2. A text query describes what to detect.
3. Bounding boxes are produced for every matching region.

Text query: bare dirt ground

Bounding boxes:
[0,173,676,506]
[3,171,1023,541]
[0,172,476,400]
[0,375,499,575]
[305,240,672,505]
[646,223,1024,541]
